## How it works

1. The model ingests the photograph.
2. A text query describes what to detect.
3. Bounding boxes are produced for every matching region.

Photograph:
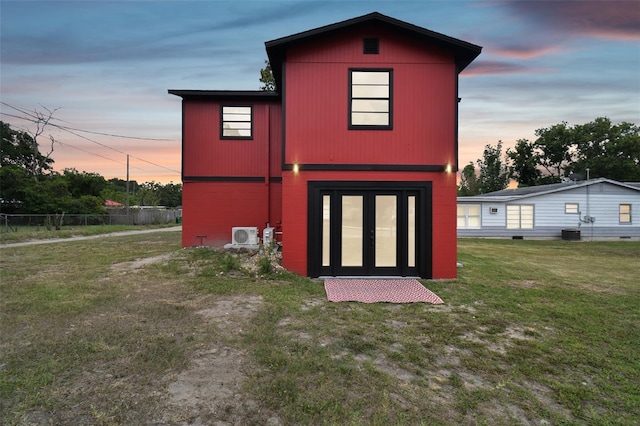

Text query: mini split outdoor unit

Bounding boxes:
[232,227,259,246]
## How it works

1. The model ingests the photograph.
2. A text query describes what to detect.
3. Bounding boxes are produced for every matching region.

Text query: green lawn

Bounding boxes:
[1,236,638,425]
[0,224,177,244]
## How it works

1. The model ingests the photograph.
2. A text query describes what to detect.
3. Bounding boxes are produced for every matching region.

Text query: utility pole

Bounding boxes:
[126,154,130,224]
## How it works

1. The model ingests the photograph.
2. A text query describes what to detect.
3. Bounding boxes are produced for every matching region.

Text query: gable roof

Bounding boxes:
[458,178,640,203]
[265,11,482,92]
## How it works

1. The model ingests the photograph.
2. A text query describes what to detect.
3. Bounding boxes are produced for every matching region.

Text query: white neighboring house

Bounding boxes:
[457,178,640,240]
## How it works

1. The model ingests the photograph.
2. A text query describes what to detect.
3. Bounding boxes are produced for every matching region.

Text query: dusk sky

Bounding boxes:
[1,0,639,184]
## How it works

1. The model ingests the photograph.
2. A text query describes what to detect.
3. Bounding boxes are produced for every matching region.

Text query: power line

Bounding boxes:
[56,140,151,173]
[1,102,175,141]
[55,124,175,141]
[1,108,181,175]
[56,140,124,165]
[59,126,181,174]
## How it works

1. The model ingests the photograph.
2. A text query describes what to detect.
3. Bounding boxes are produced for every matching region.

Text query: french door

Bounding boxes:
[308,182,432,278]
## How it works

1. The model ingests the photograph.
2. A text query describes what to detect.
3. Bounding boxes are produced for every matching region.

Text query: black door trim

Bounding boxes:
[307,181,432,278]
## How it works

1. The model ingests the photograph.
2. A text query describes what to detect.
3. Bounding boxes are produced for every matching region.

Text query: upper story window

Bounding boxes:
[349,69,393,130]
[619,204,632,224]
[506,205,534,229]
[221,105,252,139]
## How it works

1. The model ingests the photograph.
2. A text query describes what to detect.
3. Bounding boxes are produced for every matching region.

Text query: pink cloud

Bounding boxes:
[462,61,550,76]
[489,44,562,60]
[506,0,640,41]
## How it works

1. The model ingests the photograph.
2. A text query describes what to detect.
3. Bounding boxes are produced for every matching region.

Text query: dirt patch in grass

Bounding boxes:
[111,253,178,272]
[507,279,544,289]
[159,294,279,424]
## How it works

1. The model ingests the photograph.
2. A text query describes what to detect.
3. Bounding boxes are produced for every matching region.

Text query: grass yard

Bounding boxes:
[1,235,638,425]
[0,224,177,244]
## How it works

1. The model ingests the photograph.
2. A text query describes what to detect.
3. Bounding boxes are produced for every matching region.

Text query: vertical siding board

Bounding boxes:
[269,103,283,178]
[184,101,279,177]
[284,28,455,167]
[182,182,269,247]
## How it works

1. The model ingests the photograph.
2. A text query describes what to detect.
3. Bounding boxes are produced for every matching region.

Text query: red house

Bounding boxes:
[169,12,481,279]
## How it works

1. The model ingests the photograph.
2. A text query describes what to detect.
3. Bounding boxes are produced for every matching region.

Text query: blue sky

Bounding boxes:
[1,0,639,183]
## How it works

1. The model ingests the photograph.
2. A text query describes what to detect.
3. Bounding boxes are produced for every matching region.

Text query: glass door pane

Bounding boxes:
[341,195,363,267]
[375,195,397,267]
[322,195,331,267]
[408,195,416,268]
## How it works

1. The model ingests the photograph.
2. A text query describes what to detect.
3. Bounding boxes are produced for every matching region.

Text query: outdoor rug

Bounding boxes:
[324,279,444,304]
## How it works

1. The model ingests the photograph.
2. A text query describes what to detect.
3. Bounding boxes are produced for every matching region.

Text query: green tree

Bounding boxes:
[457,162,480,196]
[1,120,54,178]
[22,176,70,214]
[259,60,275,91]
[62,168,109,198]
[157,182,182,207]
[533,122,575,182]
[135,182,160,206]
[506,138,541,187]
[477,141,509,193]
[572,118,640,181]
[0,165,29,213]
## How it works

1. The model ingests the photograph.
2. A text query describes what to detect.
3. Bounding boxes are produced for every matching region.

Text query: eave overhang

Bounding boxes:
[265,11,482,91]
[168,90,280,101]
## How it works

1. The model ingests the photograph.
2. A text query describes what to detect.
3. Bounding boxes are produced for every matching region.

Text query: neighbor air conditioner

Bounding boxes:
[232,227,259,245]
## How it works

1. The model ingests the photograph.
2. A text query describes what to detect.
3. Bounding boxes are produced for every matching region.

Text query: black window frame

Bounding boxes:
[348,68,393,130]
[220,105,253,140]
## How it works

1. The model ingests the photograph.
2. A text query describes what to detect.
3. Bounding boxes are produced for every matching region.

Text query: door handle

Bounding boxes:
[370,229,375,247]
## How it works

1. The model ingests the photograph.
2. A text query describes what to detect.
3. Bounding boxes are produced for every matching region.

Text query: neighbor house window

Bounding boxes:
[506,205,534,229]
[221,105,252,139]
[565,203,579,214]
[349,69,392,129]
[457,204,481,229]
[619,204,632,224]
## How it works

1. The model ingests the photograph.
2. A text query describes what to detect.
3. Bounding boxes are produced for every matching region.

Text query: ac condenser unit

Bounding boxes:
[232,227,259,245]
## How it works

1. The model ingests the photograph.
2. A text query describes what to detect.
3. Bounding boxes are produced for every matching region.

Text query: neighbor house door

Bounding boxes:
[308,182,432,278]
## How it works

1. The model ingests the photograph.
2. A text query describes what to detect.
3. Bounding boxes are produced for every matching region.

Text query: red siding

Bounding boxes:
[268,182,283,230]
[430,173,458,279]
[180,101,282,247]
[181,182,267,247]
[183,101,281,177]
[281,170,457,278]
[284,27,456,167]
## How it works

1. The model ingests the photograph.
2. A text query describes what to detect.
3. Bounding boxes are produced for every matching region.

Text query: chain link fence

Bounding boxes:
[1,208,182,232]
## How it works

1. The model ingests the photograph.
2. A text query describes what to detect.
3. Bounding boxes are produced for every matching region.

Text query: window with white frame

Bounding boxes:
[349,69,392,129]
[457,204,481,229]
[619,204,632,224]
[506,205,534,229]
[221,105,252,139]
[565,203,579,214]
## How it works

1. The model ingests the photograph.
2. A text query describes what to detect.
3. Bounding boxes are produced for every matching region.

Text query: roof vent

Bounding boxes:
[363,38,379,54]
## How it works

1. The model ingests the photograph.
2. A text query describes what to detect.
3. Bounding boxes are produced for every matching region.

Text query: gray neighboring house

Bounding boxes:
[457,178,640,240]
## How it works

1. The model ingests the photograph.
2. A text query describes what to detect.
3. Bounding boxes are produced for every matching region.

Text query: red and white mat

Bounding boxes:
[324,279,444,304]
